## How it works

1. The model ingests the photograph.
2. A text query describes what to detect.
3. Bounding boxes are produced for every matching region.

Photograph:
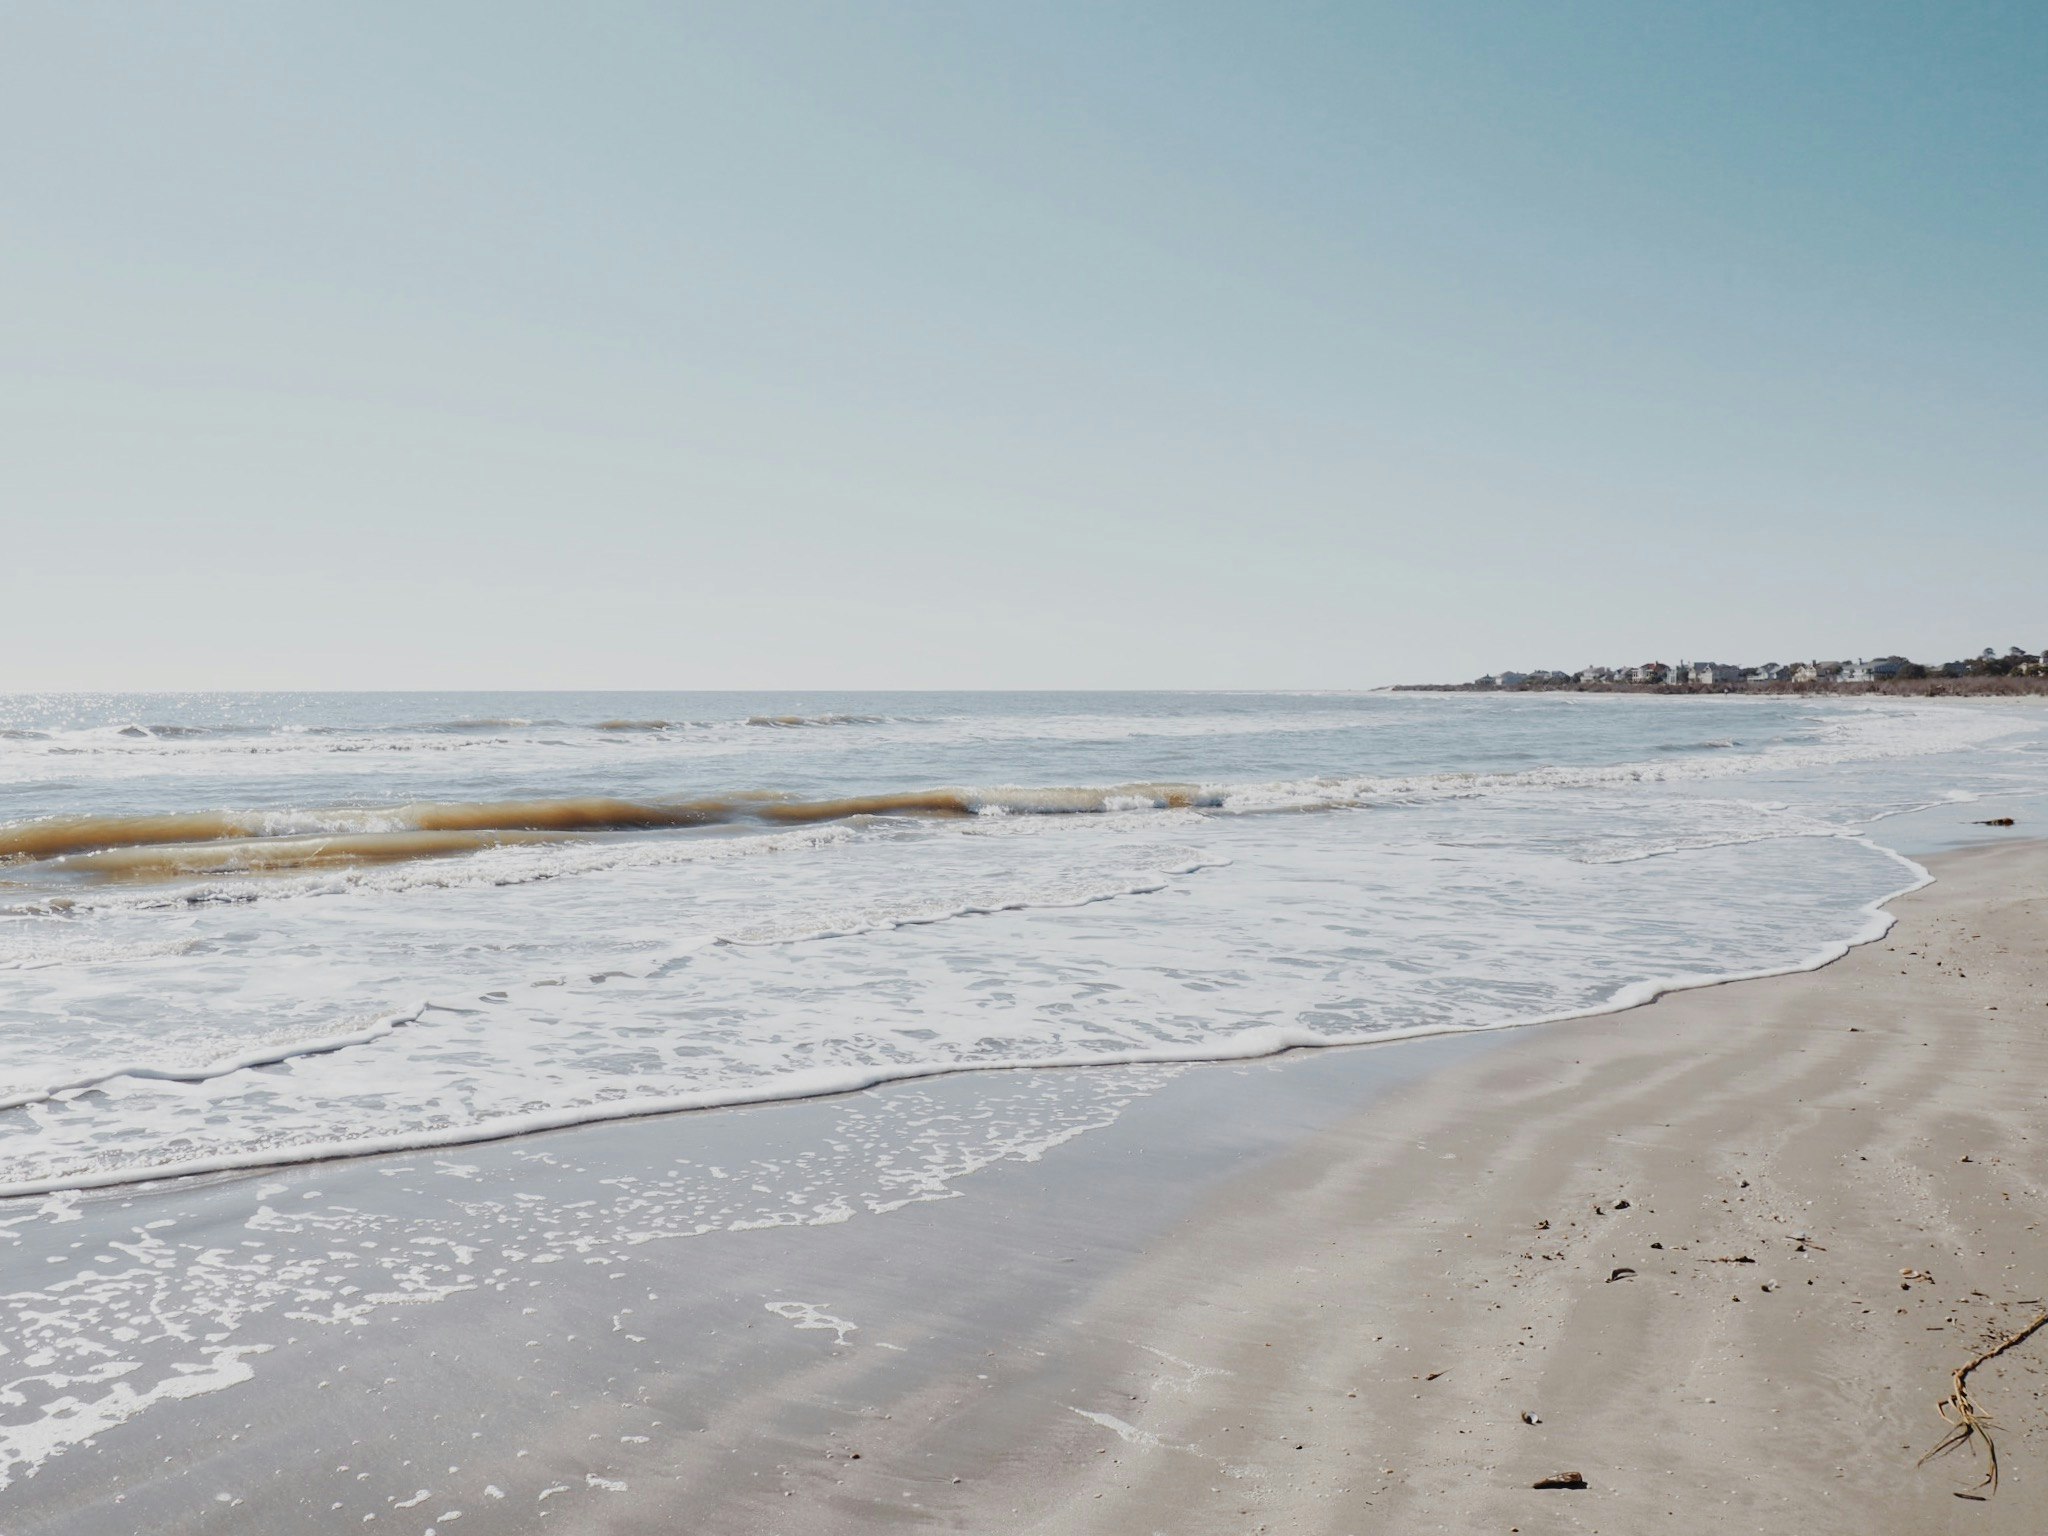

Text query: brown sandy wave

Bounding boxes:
[1,811,291,863]
[51,830,576,882]
[0,784,1220,877]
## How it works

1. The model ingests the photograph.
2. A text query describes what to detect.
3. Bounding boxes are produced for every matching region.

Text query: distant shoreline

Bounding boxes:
[1394,676,2048,697]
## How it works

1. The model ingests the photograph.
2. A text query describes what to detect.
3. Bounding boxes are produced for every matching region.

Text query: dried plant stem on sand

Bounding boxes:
[1921,1312,2048,1496]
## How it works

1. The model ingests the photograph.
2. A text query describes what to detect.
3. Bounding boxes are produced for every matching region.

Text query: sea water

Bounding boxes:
[3,689,2045,1196]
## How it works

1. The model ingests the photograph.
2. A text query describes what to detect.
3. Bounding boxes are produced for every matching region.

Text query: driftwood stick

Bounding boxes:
[1919,1311,2048,1494]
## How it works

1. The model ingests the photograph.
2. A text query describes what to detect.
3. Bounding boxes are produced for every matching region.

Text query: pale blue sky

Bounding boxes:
[3,3,2042,688]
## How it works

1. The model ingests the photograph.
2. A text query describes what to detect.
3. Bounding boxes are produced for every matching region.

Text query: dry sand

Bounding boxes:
[904,838,2048,1533]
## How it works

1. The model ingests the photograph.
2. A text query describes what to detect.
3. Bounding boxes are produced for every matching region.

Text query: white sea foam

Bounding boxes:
[0,1068,1169,1489]
[0,692,2043,1199]
[0,1343,271,1491]
[0,828,1942,1198]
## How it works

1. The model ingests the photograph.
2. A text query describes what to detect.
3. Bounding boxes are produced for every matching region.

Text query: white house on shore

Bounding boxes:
[1830,656,1911,682]
[1871,657,1909,679]
[1463,652,2016,690]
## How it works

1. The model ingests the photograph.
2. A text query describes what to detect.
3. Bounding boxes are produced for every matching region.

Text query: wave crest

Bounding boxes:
[0,784,1221,883]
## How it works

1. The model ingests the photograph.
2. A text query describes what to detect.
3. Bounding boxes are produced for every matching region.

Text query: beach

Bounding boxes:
[9,3,2040,1524]
[6,830,2044,1532]
[10,0,2044,1525]
[935,835,2048,1533]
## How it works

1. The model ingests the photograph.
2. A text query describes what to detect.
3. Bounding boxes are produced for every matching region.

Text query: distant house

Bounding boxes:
[1870,656,1910,680]
[1840,660,1874,682]
[1746,663,1791,683]
[1686,662,1743,685]
[1495,671,1530,689]
[1631,662,1670,684]
[1790,662,1820,684]
[1577,666,1613,685]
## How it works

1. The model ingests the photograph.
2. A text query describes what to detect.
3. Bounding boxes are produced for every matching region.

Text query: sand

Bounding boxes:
[6,836,2045,1534]
[926,837,2048,1533]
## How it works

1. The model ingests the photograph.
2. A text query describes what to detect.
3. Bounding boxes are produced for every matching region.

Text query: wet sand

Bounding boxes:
[934,837,2048,1533]
[6,837,2046,1533]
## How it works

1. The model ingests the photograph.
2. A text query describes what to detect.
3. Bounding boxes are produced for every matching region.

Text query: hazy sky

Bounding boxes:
[4,3,2042,689]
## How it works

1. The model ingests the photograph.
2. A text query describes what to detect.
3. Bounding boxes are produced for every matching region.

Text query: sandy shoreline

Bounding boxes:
[6,833,2046,1533]
[931,836,2048,1533]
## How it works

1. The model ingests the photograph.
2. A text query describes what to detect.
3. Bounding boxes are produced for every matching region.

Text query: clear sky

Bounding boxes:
[3,3,2042,689]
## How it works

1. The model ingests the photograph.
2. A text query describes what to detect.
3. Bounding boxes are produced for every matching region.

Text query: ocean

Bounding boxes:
[3,689,2045,1199]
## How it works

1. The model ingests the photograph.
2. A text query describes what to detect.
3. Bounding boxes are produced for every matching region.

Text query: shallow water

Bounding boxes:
[3,689,2045,1194]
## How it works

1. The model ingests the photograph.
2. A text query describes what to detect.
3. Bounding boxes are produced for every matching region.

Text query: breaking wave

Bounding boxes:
[0,785,1216,872]
[0,842,1932,1199]
[2,692,2044,1204]
[0,699,2028,890]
